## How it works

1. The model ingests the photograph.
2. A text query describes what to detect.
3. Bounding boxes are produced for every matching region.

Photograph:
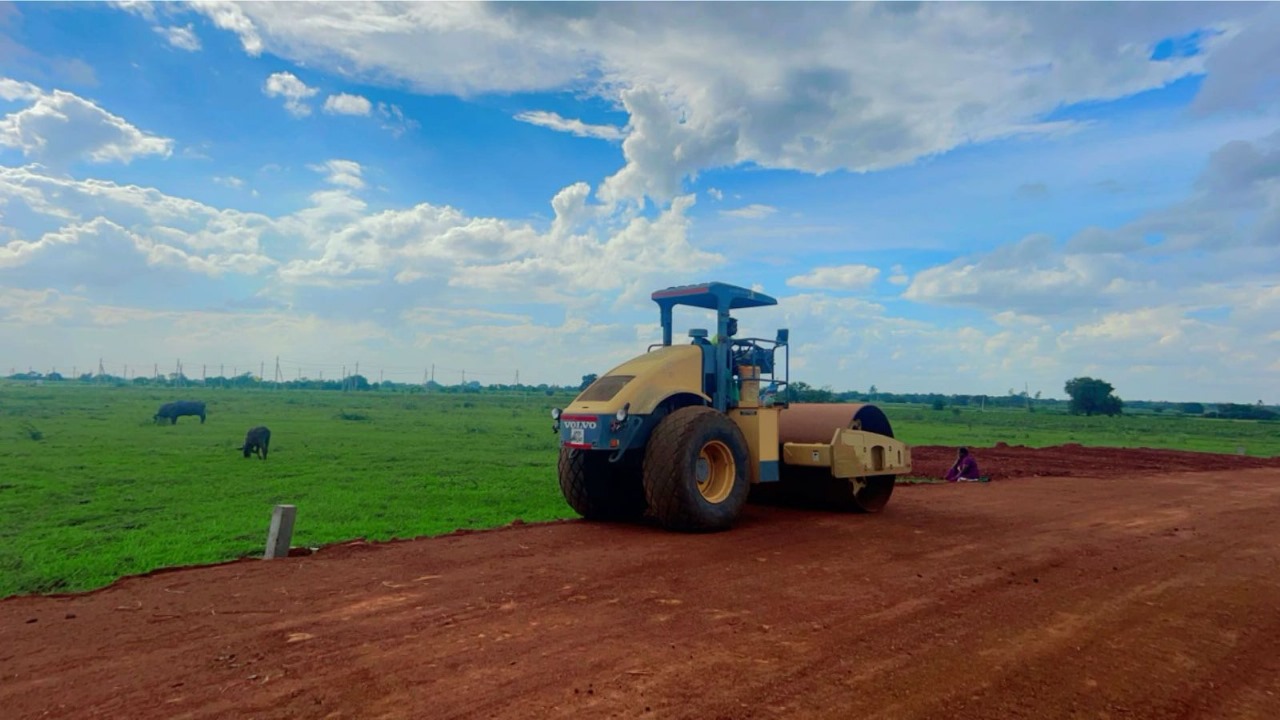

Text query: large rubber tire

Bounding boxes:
[558,448,647,521]
[643,406,751,532]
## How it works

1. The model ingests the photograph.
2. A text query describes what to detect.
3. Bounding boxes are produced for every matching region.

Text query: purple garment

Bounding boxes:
[945,455,980,482]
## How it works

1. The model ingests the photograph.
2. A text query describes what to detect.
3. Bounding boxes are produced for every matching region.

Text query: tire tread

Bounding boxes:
[558,448,646,520]
[643,406,749,531]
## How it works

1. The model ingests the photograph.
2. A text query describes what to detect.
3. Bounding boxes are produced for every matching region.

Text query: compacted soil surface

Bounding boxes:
[4,445,1280,720]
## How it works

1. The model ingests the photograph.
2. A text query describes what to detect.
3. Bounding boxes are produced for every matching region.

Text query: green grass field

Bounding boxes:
[2,384,1277,598]
[887,403,1280,456]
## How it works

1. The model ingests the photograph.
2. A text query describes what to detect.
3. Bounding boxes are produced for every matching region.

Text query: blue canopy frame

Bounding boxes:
[651,282,780,412]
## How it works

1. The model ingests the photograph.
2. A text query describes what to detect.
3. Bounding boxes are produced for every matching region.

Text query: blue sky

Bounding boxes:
[1,2,1277,402]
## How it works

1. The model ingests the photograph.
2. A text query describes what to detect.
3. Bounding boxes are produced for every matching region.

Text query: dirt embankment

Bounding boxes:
[910,442,1280,480]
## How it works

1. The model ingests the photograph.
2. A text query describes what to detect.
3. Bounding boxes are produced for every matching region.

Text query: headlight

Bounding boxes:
[615,403,630,422]
[551,408,562,420]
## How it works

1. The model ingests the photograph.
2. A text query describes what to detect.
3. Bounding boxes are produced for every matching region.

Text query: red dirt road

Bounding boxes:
[4,446,1280,720]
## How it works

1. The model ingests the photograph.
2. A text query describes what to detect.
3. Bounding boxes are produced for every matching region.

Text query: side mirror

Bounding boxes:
[775,328,789,345]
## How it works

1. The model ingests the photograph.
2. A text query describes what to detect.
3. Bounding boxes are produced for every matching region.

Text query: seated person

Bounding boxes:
[945,447,985,482]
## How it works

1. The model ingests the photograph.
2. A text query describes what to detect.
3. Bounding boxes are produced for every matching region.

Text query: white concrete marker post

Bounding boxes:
[264,504,297,559]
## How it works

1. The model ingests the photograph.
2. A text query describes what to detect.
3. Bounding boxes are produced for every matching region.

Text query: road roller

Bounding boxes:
[551,281,912,532]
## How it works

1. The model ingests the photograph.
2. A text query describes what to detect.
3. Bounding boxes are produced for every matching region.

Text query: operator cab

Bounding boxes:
[651,281,790,412]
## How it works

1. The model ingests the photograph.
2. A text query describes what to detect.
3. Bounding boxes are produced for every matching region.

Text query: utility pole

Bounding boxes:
[154,363,159,382]
[431,363,435,383]
[260,360,265,385]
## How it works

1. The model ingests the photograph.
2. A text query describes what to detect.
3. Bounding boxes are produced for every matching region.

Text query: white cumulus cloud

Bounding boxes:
[902,131,1280,333]
[262,72,317,118]
[323,93,372,116]
[787,264,881,291]
[310,159,364,190]
[186,3,1277,203]
[194,0,263,56]
[0,78,42,102]
[157,24,202,51]
[0,80,173,165]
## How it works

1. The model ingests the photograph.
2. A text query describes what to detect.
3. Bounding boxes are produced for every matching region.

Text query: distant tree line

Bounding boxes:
[1204,403,1278,421]
[782,381,1046,409]
[5,370,1275,419]
[2,371,581,396]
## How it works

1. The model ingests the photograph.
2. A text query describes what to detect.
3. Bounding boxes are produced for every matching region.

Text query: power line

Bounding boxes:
[9,356,568,387]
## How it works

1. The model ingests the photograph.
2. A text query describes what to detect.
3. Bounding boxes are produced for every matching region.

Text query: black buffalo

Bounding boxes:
[242,426,271,459]
[154,400,207,425]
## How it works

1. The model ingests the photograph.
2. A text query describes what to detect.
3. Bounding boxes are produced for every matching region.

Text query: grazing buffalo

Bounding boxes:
[242,426,271,459]
[154,400,207,425]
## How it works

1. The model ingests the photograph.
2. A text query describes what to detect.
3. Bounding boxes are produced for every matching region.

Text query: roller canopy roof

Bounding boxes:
[651,282,778,312]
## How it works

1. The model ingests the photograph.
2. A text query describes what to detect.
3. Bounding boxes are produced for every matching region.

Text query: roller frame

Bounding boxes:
[781,428,913,479]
